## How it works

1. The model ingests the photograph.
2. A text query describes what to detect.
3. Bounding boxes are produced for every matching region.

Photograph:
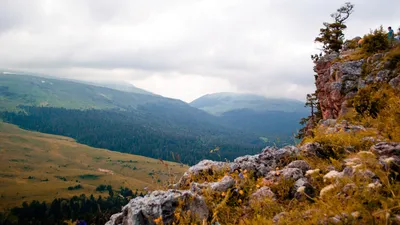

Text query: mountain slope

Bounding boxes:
[78,80,154,95]
[0,122,187,209]
[190,92,309,144]
[0,74,266,165]
[0,74,172,111]
[190,92,306,115]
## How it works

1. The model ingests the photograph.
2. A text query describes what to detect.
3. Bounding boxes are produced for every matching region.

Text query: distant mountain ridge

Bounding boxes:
[1,69,153,96]
[78,80,154,95]
[190,92,306,115]
[190,92,308,143]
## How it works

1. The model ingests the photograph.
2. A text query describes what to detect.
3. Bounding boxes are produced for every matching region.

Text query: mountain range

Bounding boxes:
[0,72,308,165]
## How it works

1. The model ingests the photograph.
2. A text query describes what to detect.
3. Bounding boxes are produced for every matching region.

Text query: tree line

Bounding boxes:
[0,186,143,225]
[1,106,265,165]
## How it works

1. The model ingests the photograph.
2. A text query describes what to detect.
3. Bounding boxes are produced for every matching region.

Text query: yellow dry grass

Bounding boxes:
[0,122,188,210]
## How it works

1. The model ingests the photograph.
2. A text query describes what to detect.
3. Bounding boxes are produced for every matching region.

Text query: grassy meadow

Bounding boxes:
[0,122,188,210]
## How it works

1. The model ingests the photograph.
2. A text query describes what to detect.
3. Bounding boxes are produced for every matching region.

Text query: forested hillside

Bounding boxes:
[1,106,263,165]
[191,92,308,144]
[0,74,276,165]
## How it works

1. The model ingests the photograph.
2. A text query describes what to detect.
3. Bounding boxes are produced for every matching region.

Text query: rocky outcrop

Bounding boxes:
[191,175,235,193]
[107,145,302,224]
[107,140,399,224]
[371,142,400,173]
[106,190,208,225]
[230,146,300,177]
[314,53,400,119]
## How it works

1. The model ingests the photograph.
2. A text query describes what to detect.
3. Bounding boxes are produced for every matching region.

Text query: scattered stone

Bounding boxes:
[301,142,330,158]
[266,168,303,181]
[272,212,288,223]
[367,181,382,190]
[329,213,349,224]
[389,76,400,91]
[351,211,361,219]
[191,176,235,193]
[187,160,228,176]
[344,157,361,167]
[292,178,314,200]
[173,160,229,188]
[374,70,391,82]
[342,183,357,196]
[320,184,337,197]
[106,190,209,225]
[371,142,400,157]
[250,186,276,203]
[286,160,312,174]
[305,169,320,177]
[379,155,400,171]
[342,167,354,177]
[327,165,336,171]
[362,136,382,143]
[321,119,337,127]
[323,170,343,182]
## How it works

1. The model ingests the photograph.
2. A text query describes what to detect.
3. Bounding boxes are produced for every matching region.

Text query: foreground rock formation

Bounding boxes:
[107,140,400,224]
[108,45,400,225]
[315,52,400,119]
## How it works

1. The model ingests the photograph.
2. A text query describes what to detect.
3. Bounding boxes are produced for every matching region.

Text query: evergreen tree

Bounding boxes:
[315,2,354,54]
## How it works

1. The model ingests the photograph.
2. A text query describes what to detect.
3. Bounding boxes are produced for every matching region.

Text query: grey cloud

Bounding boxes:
[0,0,399,101]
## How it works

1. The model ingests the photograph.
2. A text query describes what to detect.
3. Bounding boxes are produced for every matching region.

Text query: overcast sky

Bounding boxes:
[1,0,399,102]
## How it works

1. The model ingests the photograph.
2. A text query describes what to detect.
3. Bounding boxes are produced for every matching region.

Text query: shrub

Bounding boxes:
[67,184,83,190]
[361,27,389,54]
[347,84,400,141]
[351,85,388,118]
[385,45,400,70]
[96,184,107,192]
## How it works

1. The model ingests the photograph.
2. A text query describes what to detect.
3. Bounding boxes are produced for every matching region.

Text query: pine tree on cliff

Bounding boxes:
[315,2,354,54]
[296,93,321,139]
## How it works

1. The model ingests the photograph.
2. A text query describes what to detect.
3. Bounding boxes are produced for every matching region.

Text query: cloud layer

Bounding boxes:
[1,0,399,102]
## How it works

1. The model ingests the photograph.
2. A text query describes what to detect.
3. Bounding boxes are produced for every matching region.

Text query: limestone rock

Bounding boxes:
[250,186,276,203]
[370,142,400,156]
[106,190,208,225]
[173,160,229,188]
[305,169,320,177]
[286,160,312,174]
[320,184,337,197]
[379,155,400,172]
[301,142,330,158]
[231,145,299,177]
[266,168,303,181]
[272,212,288,223]
[315,58,364,119]
[323,170,343,182]
[191,176,235,193]
[292,178,314,200]
[389,76,400,90]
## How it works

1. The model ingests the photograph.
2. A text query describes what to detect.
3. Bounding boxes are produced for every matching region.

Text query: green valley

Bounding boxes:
[0,122,187,210]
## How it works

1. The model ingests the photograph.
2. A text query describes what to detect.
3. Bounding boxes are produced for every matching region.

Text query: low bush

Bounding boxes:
[67,184,83,190]
[361,27,389,54]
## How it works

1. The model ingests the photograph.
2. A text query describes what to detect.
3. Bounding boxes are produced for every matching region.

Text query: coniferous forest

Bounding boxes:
[1,106,266,165]
[0,187,142,225]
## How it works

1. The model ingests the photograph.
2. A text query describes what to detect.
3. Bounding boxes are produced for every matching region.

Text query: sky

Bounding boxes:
[0,0,399,102]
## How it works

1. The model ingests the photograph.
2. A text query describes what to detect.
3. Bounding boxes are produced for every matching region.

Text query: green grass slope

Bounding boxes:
[0,122,187,210]
[0,73,176,111]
